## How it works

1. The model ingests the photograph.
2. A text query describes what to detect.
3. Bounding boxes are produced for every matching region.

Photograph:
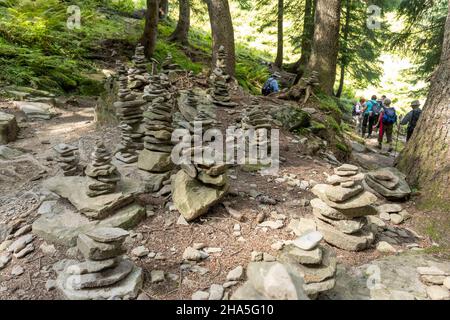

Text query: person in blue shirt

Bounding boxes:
[262,72,281,96]
[361,95,379,138]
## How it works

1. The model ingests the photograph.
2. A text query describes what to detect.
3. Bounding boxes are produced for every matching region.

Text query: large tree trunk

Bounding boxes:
[306,0,341,95]
[274,0,284,68]
[396,0,450,209]
[169,0,190,45]
[205,0,236,77]
[141,0,159,59]
[335,0,350,98]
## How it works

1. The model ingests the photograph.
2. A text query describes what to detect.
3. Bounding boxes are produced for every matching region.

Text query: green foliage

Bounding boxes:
[392,0,447,81]
[316,93,343,119]
[335,141,349,152]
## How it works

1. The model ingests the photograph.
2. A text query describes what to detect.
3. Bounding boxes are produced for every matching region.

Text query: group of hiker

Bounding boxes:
[352,95,422,152]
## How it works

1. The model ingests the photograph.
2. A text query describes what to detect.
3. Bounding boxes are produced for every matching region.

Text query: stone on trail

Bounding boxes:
[171,170,229,222]
[292,231,323,251]
[0,111,19,144]
[192,290,210,300]
[151,270,165,283]
[364,167,411,200]
[66,258,117,275]
[376,241,396,253]
[0,146,23,161]
[0,253,12,270]
[137,149,173,172]
[131,246,149,258]
[258,220,284,230]
[426,285,450,300]
[85,227,129,243]
[389,213,404,225]
[14,243,34,258]
[11,265,24,276]
[14,101,57,120]
[378,203,402,213]
[32,203,145,246]
[7,234,34,253]
[287,218,317,236]
[209,284,224,300]
[226,266,244,281]
[77,234,124,261]
[183,246,207,261]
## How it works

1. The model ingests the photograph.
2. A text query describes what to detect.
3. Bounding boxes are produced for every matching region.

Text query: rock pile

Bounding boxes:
[278,231,337,299]
[115,123,138,163]
[172,112,229,222]
[115,63,146,149]
[377,203,411,225]
[142,73,171,103]
[85,141,121,197]
[55,227,143,300]
[211,46,237,108]
[242,105,272,154]
[128,44,149,91]
[326,163,365,185]
[364,167,411,201]
[310,166,377,251]
[53,143,79,176]
[161,53,181,74]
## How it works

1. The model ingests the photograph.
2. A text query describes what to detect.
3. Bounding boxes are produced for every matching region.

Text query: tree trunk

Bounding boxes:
[274,0,284,68]
[159,0,169,20]
[141,0,159,59]
[205,0,236,77]
[306,0,341,95]
[335,0,350,98]
[396,0,450,209]
[169,0,190,45]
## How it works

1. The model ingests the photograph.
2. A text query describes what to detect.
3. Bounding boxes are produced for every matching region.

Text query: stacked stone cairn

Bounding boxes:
[56,227,143,300]
[161,53,181,74]
[137,84,174,175]
[310,164,377,251]
[278,231,337,299]
[172,111,229,222]
[115,123,138,164]
[115,63,146,150]
[128,44,149,91]
[142,73,171,103]
[85,141,121,197]
[53,143,79,176]
[211,46,237,108]
[241,105,272,156]
[364,167,411,201]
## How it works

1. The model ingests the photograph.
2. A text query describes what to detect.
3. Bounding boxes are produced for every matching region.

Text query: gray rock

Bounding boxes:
[131,246,149,258]
[85,228,129,243]
[40,242,57,255]
[292,231,323,251]
[365,167,411,200]
[0,253,12,270]
[151,270,165,283]
[251,251,263,262]
[14,243,34,259]
[287,218,316,236]
[45,279,57,291]
[426,285,449,300]
[226,266,244,281]
[390,213,404,225]
[183,247,207,261]
[303,277,336,296]
[65,260,133,290]
[421,275,446,285]
[209,284,224,300]
[378,203,402,213]
[376,241,396,253]
[7,234,34,253]
[77,234,124,261]
[325,185,364,203]
[282,245,322,264]
[192,290,209,300]
[56,260,143,300]
[66,258,117,275]
[258,220,284,229]
[13,225,32,238]
[37,201,57,215]
[0,111,19,144]
[223,281,238,288]
[11,265,24,276]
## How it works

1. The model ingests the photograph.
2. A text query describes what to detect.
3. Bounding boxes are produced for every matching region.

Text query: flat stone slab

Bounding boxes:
[32,203,145,246]
[65,260,133,290]
[282,245,323,265]
[56,260,143,300]
[66,258,118,275]
[14,101,57,120]
[85,228,129,243]
[42,176,137,219]
[292,231,323,251]
[0,111,19,144]
[77,234,124,261]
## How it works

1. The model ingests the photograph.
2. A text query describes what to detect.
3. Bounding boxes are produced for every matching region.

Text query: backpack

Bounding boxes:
[262,78,273,96]
[373,101,383,115]
[382,107,397,124]
[410,108,422,128]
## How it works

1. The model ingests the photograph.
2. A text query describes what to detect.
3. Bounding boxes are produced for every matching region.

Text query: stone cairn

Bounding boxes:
[85,141,121,197]
[115,123,138,164]
[161,53,181,74]
[115,62,146,150]
[364,167,411,201]
[211,45,237,108]
[128,44,149,91]
[278,231,337,299]
[53,143,79,176]
[137,82,174,175]
[55,227,143,300]
[310,164,377,252]
[142,73,171,103]
[241,105,272,156]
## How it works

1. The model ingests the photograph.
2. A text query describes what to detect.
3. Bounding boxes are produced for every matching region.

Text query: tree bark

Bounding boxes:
[141,0,159,59]
[169,0,191,45]
[396,0,450,209]
[335,0,350,98]
[205,0,236,77]
[274,0,284,68]
[306,0,341,95]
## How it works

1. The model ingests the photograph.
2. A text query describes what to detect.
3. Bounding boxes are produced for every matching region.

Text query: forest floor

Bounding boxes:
[0,87,448,300]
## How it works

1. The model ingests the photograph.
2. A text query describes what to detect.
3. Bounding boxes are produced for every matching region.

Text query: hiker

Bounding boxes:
[361,95,378,138]
[401,100,422,141]
[374,98,397,152]
[352,98,365,133]
[262,72,281,96]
